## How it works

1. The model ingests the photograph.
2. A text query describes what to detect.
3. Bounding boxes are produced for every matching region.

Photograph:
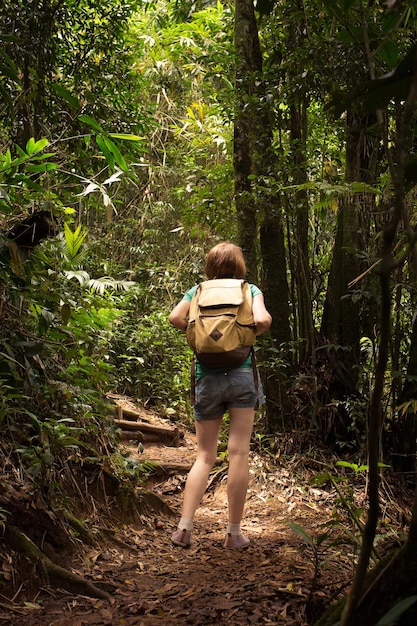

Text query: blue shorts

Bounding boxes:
[194,368,263,421]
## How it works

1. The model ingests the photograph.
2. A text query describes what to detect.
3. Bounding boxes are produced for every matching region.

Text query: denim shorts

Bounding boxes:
[194,368,263,421]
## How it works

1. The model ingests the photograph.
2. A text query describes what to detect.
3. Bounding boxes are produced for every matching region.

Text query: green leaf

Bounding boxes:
[96,135,115,169]
[28,153,56,161]
[0,47,18,74]
[22,177,45,192]
[336,460,358,471]
[32,138,49,154]
[78,114,104,133]
[102,136,128,171]
[0,187,11,203]
[4,149,11,167]
[335,26,363,44]
[26,138,36,156]
[25,137,49,156]
[316,532,330,546]
[109,133,144,141]
[289,522,314,547]
[64,223,88,260]
[382,12,401,34]
[25,163,58,173]
[61,303,72,324]
[51,83,81,109]
[377,40,399,67]
[15,145,27,158]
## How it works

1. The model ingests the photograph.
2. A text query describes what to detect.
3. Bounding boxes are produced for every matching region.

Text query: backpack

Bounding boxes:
[186,278,256,368]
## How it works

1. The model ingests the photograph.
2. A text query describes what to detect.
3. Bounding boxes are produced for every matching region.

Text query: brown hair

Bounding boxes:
[205,242,247,280]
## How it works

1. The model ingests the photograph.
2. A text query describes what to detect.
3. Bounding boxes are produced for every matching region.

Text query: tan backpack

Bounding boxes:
[186,278,256,368]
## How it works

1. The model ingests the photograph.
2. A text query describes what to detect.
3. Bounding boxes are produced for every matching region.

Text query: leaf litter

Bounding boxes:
[0,406,409,626]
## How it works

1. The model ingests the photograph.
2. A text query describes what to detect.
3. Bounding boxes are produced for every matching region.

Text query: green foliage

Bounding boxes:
[109,451,158,485]
[313,465,366,546]
[0,0,145,141]
[290,521,331,552]
[289,521,338,580]
[0,138,58,216]
[0,372,118,496]
[64,223,88,261]
[331,41,417,116]
[0,133,159,506]
[128,0,237,239]
[110,310,192,419]
[16,416,84,482]
[77,115,147,173]
[312,461,397,566]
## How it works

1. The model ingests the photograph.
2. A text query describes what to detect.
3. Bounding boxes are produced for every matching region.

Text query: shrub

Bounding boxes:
[110,310,192,420]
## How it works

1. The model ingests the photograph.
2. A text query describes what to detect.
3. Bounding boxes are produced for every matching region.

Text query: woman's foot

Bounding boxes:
[171,528,191,547]
[224,533,250,549]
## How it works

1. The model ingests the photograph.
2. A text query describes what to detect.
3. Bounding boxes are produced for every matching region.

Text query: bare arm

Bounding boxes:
[252,293,272,336]
[168,299,190,331]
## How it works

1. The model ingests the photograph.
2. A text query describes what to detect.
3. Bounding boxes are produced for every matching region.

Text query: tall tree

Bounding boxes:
[284,1,315,364]
[234,0,291,429]
[233,0,261,282]
[320,108,379,393]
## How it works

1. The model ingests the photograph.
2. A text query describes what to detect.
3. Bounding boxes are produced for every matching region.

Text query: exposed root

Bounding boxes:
[3,525,111,600]
[63,510,97,546]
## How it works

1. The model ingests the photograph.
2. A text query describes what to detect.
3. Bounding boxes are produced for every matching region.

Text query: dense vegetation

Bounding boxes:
[1,0,417,623]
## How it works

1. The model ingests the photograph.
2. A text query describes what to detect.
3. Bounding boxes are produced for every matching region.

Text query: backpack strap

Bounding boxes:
[190,356,196,405]
[250,347,259,410]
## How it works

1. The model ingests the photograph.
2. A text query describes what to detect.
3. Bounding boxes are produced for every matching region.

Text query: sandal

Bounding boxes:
[171,528,191,547]
[224,533,250,549]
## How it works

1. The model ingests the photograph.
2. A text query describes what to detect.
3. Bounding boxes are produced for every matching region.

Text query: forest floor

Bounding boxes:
[0,400,408,626]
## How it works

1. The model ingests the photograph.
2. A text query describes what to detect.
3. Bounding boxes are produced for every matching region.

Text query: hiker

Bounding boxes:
[168,241,272,549]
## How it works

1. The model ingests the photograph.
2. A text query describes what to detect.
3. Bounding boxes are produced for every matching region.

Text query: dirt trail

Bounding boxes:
[2,409,354,626]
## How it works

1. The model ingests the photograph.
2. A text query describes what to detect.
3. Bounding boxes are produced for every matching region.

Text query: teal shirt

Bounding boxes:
[183,283,261,380]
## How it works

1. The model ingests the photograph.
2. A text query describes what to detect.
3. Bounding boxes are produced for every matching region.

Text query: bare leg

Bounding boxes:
[180,416,222,520]
[226,407,255,525]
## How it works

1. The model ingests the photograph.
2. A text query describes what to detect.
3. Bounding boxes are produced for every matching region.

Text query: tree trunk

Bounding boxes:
[321,113,359,356]
[233,0,262,283]
[260,215,292,430]
[321,110,379,402]
[284,2,314,365]
[290,98,315,364]
[234,0,292,430]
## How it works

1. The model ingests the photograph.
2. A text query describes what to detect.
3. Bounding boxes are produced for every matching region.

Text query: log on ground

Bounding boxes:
[115,419,181,446]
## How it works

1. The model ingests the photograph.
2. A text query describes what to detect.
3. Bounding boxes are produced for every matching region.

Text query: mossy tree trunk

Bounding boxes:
[321,110,379,400]
[234,0,291,430]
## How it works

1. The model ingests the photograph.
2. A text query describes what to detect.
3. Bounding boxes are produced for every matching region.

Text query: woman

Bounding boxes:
[168,242,272,549]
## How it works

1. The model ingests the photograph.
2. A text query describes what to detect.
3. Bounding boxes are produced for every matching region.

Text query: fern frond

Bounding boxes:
[64,270,90,286]
[87,277,136,294]
[64,223,88,261]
